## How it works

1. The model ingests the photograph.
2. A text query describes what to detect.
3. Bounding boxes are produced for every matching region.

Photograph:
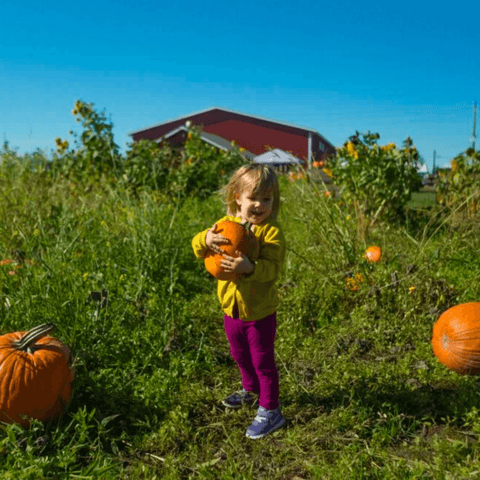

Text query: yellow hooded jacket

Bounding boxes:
[192,215,286,321]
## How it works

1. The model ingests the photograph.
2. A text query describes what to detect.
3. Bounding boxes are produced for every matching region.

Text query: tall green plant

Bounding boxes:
[327,132,423,237]
[122,124,248,199]
[0,141,31,180]
[123,138,174,192]
[167,125,248,200]
[435,147,480,218]
[52,100,122,183]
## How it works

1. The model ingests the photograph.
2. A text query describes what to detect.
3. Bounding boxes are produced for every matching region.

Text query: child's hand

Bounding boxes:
[220,251,254,275]
[206,224,229,254]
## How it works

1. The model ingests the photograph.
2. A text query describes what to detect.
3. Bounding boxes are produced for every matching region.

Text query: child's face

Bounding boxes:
[235,187,274,225]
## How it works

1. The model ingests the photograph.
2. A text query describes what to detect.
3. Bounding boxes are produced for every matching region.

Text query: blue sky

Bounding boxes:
[2,0,479,172]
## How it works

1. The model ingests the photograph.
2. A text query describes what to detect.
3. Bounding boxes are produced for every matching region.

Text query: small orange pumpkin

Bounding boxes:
[0,323,74,427]
[364,246,382,263]
[432,303,480,375]
[204,220,260,281]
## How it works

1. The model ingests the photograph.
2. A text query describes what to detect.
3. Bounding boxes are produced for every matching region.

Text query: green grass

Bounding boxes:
[408,189,436,208]
[1,168,480,479]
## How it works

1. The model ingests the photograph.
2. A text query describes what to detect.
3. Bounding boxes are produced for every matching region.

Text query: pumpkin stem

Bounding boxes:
[12,323,57,353]
[242,222,254,232]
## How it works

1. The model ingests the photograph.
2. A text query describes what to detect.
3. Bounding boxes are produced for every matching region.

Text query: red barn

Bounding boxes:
[128,107,336,168]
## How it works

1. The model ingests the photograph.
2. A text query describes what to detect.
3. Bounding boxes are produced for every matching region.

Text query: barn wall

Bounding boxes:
[131,110,230,142]
[313,134,336,160]
[203,119,308,160]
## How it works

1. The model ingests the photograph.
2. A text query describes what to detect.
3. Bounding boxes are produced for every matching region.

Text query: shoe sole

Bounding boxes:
[245,417,286,439]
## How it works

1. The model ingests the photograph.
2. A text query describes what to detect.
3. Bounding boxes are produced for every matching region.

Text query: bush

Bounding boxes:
[51,100,122,184]
[123,139,174,192]
[435,148,480,219]
[165,125,248,200]
[327,132,423,237]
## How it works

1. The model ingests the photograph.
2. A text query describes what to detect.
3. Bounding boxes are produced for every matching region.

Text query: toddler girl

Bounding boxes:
[192,163,286,439]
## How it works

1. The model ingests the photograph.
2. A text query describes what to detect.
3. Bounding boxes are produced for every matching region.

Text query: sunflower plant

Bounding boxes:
[123,138,174,193]
[435,148,480,217]
[168,124,247,200]
[327,132,423,237]
[52,100,122,184]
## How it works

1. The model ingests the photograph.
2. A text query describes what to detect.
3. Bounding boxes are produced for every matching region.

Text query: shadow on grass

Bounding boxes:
[68,368,167,441]
[291,375,480,428]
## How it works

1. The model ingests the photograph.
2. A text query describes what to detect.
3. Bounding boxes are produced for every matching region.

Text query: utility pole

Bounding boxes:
[432,151,442,184]
[472,100,477,151]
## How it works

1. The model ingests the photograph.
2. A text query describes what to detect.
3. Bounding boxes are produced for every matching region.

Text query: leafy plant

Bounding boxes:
[327,132,423,238]
[51,100,122,184]
[435,147,480,219]
[167,125,247,200]
[123,139,173,192]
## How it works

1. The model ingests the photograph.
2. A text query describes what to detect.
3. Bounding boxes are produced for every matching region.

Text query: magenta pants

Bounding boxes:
[223,311,279,410]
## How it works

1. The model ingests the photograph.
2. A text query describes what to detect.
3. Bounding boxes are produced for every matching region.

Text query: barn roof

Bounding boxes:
[128,106,323,138]
[161,126,256,160]
[254,149,302,165]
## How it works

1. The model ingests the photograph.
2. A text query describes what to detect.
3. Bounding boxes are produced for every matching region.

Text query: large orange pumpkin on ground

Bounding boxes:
[0,323,74,427]
[364,246,382,263]
[205,220,260,281]
[432,302,480,375]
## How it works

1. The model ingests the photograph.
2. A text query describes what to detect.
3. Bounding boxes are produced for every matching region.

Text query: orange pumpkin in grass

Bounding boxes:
[432,303,480,375]
[204,220,260,281]
[364,246,382,263]
[0,323,74,427]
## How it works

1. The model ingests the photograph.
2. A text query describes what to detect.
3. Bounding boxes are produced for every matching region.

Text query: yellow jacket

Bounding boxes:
[192,215,286,321]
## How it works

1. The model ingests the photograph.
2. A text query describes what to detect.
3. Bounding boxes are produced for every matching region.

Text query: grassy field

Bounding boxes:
[408,189,436,209]
[1,168,480,479]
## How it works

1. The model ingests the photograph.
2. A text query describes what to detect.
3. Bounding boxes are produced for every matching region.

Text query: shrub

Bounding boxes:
[123,138,174,192]
[435,148,480,219]
[327,132,423,237]
[166,125,248,200]
[123,125,248,199]
[51,100,122,184]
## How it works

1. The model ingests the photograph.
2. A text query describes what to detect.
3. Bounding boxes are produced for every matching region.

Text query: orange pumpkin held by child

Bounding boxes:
[364,246,382,263]
[432,302,480,375]
[0,323,74,427]
[204,220,260,281]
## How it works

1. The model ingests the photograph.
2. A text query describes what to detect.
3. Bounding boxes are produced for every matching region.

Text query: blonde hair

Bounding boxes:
[222,163,281,219]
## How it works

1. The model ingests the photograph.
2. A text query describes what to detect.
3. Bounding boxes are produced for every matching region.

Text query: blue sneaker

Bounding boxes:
[222,389,256,408]
[245,406,286,439]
